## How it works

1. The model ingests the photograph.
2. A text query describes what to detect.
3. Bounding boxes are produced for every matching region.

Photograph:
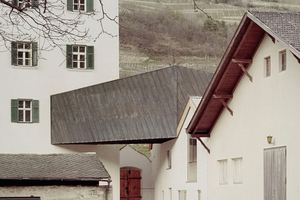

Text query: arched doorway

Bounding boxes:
[120,167,141,200]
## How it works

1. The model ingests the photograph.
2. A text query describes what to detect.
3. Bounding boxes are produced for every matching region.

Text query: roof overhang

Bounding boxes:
[187,11,300,136]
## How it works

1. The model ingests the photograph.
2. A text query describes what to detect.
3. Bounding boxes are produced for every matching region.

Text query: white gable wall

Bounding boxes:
[152,106,208,200]
[207,34,300,200]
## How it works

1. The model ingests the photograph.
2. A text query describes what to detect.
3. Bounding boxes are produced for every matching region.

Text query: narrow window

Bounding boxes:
[178,190,186,200]
[279,50,286,72]
[264,56,271,77]
[232,158,243,184]
[218,159,227,185]
[169,188,172,200]
[198,190,201,200]
[162,190,164,200]
[189,137,197,162]
[187,135,197,181]
[167,150,171,169]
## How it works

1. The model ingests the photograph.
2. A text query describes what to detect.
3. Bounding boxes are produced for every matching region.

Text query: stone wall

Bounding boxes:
[0,185,112,200]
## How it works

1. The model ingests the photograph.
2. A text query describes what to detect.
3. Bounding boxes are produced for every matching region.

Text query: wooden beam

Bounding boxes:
[218,98,233,116]
[191,134,210,154]
[213,93,233,99]
[232,59,252,64]
[237,63,253,82]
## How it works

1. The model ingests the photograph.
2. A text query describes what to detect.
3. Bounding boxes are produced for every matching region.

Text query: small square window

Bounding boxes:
[218,159,227,185]
[14,42,34,66]
[279,50,286,72]
[264,56,271,77]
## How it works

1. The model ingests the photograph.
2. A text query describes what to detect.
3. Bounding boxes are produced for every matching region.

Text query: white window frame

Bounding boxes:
[218,159,228,185]
[72,45,86,69]
[17,42,32,66]
[279,50,286,72]
[264,56,271,77]
[232,157,243,184]
[73,0,86,12]
[18,100,32,122]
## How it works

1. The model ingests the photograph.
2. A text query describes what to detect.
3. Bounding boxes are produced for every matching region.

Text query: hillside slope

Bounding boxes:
[119,0,300,78]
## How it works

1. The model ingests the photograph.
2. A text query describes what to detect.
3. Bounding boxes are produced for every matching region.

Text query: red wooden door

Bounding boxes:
[120,170,141,200]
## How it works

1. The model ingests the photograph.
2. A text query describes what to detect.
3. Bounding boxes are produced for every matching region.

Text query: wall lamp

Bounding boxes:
[267,135,274,145]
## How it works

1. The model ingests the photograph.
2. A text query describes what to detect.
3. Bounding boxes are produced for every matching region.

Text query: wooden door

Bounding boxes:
[264,146,286,200]
[120,170,141,200]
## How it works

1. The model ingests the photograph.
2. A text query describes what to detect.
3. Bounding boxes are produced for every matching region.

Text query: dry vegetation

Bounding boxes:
[119,0,300,78]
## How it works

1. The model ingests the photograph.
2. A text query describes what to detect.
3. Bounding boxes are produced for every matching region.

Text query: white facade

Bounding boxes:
[0,0,120,199]
[151,97,208,200]
[120,145,155,200]
[206,34,300,200]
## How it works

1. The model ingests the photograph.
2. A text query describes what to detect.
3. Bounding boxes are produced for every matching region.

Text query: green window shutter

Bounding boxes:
[32,42,38,66]
[67,0,73,11]
[86,0,94,12]
[12,0,18,6]
[11,99,18,123]
[11,42,17,66]
[86,46,94,69]
[31,0,39,7]
[66,45,73,68]
[32,100,39,123]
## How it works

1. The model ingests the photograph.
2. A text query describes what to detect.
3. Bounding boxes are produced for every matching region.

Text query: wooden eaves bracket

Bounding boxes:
[213,94,233,116]
[191,133,210,154]
[232,59,253,82]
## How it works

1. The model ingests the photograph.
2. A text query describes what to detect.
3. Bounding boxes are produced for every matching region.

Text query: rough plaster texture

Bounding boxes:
[0,185,112,200]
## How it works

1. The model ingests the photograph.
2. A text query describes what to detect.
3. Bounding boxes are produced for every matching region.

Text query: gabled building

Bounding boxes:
[51,66,213,200]
[187,11,300,200]
[0,0,119,199]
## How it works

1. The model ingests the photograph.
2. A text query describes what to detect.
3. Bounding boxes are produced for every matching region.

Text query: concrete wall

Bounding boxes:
[0,185,112,200]
[0,0,120,199]
[151,105,208,200]
[207,34,300,200]
[120,145,154,200]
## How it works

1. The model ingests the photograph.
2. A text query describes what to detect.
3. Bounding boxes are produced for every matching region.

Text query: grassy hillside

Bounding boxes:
[119,0,300,78]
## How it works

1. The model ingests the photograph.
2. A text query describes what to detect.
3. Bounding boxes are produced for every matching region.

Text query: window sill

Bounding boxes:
[12,66,38,70]
[68,68,94,72]
[186,180,197,183]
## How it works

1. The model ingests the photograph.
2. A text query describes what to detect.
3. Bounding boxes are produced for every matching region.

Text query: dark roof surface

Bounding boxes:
[250,11,300,53]
[187,11,300,136]
[0,154,110,181]
[51,66,212,144]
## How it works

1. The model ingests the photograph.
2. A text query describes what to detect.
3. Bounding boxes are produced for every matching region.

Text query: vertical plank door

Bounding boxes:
[120,170,141,200]
[264,146,286,200]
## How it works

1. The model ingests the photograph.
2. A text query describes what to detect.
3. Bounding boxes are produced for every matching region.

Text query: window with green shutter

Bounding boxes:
[67,0,93,12]
[66,45,94,70]
[11,99,39,123]
[11,41,38,67]
[12,0,39,8]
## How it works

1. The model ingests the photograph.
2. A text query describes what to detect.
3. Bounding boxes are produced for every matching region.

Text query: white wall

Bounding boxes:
[0,0,120,199]
[207,34,300,200]
[152,107,208,200]
[120,145,154,200]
